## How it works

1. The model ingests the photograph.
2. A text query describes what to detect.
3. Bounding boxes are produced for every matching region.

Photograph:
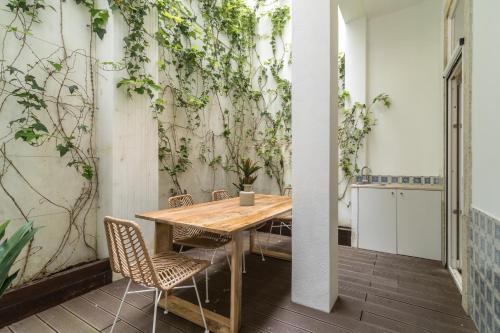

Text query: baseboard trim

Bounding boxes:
[0,259,112,327]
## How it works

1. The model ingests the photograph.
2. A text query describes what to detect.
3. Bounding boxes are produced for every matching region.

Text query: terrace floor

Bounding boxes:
[3,234,475,333]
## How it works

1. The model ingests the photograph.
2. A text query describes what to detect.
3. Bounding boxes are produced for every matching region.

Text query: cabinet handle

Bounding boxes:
[391,191,395,195]
[400,192,404,196]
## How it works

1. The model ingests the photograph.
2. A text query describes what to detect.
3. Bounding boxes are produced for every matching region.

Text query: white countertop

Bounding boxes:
[350,183,444,191]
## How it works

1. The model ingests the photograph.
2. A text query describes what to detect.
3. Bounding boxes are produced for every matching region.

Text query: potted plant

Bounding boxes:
[235,158,261,206]
[234,157,261,191]
[0,220,38,297]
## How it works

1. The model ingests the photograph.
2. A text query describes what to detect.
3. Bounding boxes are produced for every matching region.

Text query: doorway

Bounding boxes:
[445,51,463,291]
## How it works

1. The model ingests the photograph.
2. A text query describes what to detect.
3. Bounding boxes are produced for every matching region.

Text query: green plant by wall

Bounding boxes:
[337,54,391,200]
[0,220,38,296]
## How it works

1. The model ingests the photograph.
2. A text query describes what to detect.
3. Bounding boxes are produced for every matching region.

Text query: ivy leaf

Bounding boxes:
[32,121,48,133]
[14,128,41,143]
[7,66,23,75]
[68,85,78,94]
[24,75,44,91]
[82,164,93,180]
[90,8,109,40]
[48,61,62,72]
[56,144,70,157]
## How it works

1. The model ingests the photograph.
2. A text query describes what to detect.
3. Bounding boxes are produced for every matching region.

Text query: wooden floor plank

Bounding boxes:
[37,306,98,333]
[101,320,141,333]
[8,315,55,333]
[100,281,153,310]
[82,289,183,333]
[5,241,475,333]
[361,311,436,333]
[62,296,116,331]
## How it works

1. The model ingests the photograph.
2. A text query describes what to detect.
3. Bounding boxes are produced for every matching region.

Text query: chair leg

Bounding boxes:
[210,248,217,264]
[204,250,210,303]
[152,288,162,333]
[192,276,209,333]
[267,221,275,250]
[179,245,184,253]
[224,245,231,269]
[110,279,131,333]
[255,231,266,261]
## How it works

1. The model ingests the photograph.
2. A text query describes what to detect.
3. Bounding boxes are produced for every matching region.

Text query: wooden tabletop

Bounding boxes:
[136,194,292,235]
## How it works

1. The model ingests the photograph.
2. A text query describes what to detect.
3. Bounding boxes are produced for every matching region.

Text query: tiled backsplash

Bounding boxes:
[354,175,442,185]
[469,207,500,333]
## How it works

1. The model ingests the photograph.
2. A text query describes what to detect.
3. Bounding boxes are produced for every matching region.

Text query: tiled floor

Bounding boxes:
[4,234,476,332]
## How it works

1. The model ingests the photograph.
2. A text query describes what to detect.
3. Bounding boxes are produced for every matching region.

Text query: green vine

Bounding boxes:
[111,0,292,195]
[337,54,391,200]
[1,0,100,284]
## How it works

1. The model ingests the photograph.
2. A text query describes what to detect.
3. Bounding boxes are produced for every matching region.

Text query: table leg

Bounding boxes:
[155,222,173,253]
[249,230,255,253]
[230,232,243,332]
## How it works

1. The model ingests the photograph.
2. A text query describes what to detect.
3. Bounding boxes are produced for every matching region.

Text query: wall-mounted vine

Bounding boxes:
[0,0,100,284]
[110,0,292,195]
[337,54,391,200]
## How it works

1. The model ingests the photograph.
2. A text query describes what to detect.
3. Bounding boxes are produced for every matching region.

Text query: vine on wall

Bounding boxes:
[111,0,292,195]
[0,0,291,286]
[0,0,101,283]
[337,53,391,200]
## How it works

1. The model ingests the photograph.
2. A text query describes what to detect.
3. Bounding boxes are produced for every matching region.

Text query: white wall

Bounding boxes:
[365,0,443,176]
[292,0,338,313]
[157,1,292,207]
[340,0,443,229]
[471,0,500,218]
[0,1,97,283]
[96,5,159,257]
[339,16,367,227]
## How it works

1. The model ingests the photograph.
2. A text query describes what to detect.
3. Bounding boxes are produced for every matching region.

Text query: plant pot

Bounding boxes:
[240,184,255,206]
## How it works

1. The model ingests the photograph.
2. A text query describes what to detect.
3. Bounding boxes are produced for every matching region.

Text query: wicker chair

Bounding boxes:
[268,186,292,244]
[211,189,265,273]
[104,217,209,333]
[168,194,231,303]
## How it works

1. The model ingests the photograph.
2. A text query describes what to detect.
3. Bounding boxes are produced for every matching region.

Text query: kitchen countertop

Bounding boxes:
[350,183,444,191]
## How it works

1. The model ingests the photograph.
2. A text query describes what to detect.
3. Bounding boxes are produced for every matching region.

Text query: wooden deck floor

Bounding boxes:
[3,234,476,333]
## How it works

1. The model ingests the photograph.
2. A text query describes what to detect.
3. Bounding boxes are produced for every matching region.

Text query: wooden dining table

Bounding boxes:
[135,194,292,333]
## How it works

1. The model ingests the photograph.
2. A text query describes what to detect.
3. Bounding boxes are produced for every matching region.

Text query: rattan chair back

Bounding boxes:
[168,194,203,240]
[104,217,158,287]
[283,186,292,197]
[211,190,231,201]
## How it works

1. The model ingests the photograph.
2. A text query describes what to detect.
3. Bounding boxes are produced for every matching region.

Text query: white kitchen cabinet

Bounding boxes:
[396,190,442,260]
[352,185,442,260]
[357,188,397,254]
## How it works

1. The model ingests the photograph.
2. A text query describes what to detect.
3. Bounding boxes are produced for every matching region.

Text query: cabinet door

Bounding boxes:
[397,190,441,260]
[358,188,397,253]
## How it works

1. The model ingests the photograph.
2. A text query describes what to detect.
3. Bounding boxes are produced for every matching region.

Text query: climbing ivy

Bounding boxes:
[1,0,100,283]
[337,54,391,200]
[111,0,292,195]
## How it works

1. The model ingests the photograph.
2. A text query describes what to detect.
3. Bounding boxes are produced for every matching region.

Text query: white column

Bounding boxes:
[291,0,339,312]
[96,4,159,257]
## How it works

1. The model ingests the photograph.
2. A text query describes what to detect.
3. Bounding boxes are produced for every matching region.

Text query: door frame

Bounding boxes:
[444,46,463,292]
[442,0,472,313]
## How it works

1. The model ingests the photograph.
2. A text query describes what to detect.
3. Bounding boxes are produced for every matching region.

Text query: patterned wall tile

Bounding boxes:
[352,175,443,186]
[470,207,500,333]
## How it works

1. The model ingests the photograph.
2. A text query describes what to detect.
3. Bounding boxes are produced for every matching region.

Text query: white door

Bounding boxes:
[397,190,442,260]
[358,188,397,253]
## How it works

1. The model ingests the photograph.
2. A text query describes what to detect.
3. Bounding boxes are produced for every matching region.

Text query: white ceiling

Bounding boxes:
[339,0,426,23]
